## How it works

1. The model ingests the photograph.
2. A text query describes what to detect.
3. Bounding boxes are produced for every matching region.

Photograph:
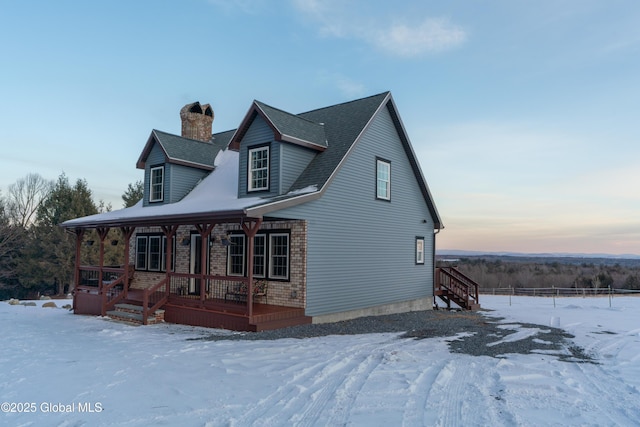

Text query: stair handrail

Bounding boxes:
[142,278,168,325]
[100,267,131,316]
[437,267,479,306]
[442,267,479,304]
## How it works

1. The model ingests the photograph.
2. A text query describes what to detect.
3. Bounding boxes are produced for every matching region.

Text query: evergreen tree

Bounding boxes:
[122,180,143,208]
[17,174,99,295]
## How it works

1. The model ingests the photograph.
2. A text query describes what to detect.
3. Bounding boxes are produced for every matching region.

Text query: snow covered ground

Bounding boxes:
[1,295,639,426]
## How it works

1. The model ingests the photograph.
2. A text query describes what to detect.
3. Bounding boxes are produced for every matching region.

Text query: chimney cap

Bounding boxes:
[180,101,214,142]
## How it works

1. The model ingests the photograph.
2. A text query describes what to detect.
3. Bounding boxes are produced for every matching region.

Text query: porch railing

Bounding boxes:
[75,265,132,316]
[167,273,250,301]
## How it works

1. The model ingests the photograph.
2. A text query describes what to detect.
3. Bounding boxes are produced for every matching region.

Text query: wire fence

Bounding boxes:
[482,286,640,297]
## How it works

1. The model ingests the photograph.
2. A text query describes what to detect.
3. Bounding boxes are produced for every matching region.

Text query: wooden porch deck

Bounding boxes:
[123,289,311,332]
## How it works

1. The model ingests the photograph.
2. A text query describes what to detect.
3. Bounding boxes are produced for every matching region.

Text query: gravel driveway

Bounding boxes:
[193,309,594,362]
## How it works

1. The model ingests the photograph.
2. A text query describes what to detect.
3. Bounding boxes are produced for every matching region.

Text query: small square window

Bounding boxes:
[376,159,391,200]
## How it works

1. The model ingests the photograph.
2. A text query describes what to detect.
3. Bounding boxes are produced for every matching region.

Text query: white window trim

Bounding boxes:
[253,234,267,278]
[416,237,425,265]
[148,235,162,271]
[227,235,246,276]
[248,146,269,192]
[269,233,290,280]
[376,159,391,200]
[226,231,291,281]
[135,236,148,270]
[150,166,164,202]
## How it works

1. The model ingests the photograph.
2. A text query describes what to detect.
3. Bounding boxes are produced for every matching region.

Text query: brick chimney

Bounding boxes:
[180,102,214,142]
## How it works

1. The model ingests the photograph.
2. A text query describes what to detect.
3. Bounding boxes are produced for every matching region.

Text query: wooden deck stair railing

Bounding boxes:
[141,277,169,325]
[435,267,481,310]
[100,264,135,315]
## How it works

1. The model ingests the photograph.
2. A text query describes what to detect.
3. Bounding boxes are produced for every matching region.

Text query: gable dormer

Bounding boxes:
[136,102,228,207]
[231,101,327,198]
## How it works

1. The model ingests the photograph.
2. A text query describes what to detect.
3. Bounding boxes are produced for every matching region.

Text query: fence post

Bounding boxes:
[553,286,556,308]
[608,286,612,308]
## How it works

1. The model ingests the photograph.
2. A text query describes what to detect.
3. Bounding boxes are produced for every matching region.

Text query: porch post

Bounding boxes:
[96,227,110,316]
[242,218,263,319]
[73,228,84,297]
[161,225,178,298]
[195,223,216,303]
[121,226,135,299]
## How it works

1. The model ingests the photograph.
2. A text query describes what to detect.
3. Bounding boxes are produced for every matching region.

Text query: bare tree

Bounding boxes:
[7,173,53,228]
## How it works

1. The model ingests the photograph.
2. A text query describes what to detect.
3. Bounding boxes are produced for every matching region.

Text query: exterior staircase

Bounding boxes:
[435,267,481,310]
[106,303,165,326]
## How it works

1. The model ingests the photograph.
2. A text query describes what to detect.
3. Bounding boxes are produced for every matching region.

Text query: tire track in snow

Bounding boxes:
[229,335,397,426]
[401,357,449,426]
[425,357,518,427]
[430,359,472,426]
[291,338,400,427]
[566,360,640,424]
[319,341,401,427]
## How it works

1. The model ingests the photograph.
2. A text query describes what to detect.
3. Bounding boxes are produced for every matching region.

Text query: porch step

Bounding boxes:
[105,303,165,326]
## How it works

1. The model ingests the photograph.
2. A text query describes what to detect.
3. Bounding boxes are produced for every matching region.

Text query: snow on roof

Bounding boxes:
[62,150,263,227]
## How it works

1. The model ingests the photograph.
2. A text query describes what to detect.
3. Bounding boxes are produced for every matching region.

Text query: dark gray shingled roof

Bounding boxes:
[291,91,390,191]
[254,101,327,149]
[245,91,442,229]
[149,129,230,169]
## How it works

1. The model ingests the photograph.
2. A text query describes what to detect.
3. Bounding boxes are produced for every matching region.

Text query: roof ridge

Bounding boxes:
[152,129,214,145]
[254,100,323,127]
[298,91,390,116]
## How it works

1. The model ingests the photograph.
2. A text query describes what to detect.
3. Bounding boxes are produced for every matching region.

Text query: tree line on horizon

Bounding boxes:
[445,257,640,291]
[0,173,143,299]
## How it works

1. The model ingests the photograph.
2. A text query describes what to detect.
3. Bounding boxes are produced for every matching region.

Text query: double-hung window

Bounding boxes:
[376,159,391,200]
[150,166,164,202]
[135,234,175,271]
[135,236,148,270]
[269,233,289,280]
[148,236,162,271]
[248,146,269,191]
[416,237,425,265]
[253,234,266,278]
[227,231,290,280]
[228,235,246,276]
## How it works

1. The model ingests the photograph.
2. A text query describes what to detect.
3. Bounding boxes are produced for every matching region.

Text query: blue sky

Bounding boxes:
[1,0,639,255]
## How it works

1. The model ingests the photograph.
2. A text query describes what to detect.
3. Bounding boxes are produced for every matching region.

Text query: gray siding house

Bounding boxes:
[62,93,444,330]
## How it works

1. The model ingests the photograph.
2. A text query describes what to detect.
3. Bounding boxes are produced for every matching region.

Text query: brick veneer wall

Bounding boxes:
[128,220,307,309]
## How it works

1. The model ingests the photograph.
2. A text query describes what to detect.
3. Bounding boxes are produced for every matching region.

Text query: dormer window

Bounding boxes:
[150,166,164,202]
[248,146,269,192]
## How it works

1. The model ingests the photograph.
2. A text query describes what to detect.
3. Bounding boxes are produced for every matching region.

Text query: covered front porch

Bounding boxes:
[67,215,310,331]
